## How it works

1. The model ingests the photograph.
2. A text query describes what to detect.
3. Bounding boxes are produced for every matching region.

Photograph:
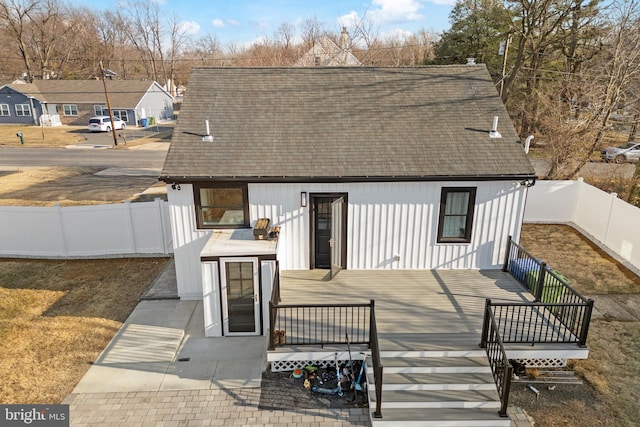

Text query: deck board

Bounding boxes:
[279,270,532,337]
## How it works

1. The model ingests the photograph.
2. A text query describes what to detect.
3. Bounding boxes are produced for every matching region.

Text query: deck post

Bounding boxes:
[499,363,513,417]
[579,299,595,347]
[479,299,491,348]
[502,235,512,272]
[534,262,546,302]
[268,301,276,350]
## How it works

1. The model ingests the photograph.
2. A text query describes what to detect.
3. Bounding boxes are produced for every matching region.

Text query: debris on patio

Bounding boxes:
[258,361,369,411]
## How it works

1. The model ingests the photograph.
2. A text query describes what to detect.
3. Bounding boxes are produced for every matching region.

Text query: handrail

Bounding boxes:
[369,299,383,419]
[504,237,589,304]
[481,300,595,347]
[480,299,513,417]
[269,301,372,348]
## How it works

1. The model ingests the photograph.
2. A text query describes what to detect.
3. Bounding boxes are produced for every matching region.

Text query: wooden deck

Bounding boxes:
[278,269,530,343]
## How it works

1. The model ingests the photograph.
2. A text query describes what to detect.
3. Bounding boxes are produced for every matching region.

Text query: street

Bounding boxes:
[0,144,169,170]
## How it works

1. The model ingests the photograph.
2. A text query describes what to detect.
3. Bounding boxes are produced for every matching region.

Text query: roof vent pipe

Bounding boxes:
[466,57,476,65]
[524,135,534,153]
[489,116,502,138]
[202,120,213,142]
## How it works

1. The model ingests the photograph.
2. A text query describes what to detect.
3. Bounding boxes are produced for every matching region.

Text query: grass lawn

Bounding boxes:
[0,257,169,404]
[0,125,86,147]
[513,224,640,427]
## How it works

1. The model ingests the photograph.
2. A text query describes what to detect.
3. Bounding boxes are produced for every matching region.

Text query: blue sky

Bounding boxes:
[92,0,455,48]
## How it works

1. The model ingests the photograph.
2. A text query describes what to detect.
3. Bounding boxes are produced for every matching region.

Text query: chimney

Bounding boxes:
[339,27,349,50]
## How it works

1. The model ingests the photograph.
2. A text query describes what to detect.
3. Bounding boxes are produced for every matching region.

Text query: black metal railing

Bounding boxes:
[269,300,372,349]
[501,236,594,346]
[269,297,384,417]
[480,300,513,418]
[267,261,281,351]
[369,300,383,419]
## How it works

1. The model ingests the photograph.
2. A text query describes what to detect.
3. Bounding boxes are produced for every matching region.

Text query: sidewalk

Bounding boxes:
[63,262,369,426]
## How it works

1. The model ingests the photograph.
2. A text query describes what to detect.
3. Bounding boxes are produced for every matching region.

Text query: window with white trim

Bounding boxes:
[94,105,107,116]
[437,187,476,243]
[112,109,128,122]
[0,104,9,116]
[63,104,78,116]
[15,104,31,116]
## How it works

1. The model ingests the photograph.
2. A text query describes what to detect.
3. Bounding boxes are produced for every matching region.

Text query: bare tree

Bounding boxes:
[300,17,326,49]
[0,0,40,81]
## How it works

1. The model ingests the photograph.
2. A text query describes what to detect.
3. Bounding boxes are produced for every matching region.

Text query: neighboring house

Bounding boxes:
[295,27,362,67]
[159,65,537,337]
[0,80,174,126]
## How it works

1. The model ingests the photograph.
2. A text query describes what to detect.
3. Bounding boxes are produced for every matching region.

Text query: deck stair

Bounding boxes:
[366,333,510,427]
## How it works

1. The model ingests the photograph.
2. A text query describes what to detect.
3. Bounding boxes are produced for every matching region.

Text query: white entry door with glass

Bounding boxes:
[219,257,261,336]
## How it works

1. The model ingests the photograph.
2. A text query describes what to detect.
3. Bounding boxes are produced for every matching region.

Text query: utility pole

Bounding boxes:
[499,34,512,99]
[100,61,119,147]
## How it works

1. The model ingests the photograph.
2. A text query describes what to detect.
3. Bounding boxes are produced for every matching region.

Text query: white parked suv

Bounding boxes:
[88,116,126,132]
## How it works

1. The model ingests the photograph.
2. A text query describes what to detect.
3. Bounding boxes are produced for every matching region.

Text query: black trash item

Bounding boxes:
[509,359,526,375]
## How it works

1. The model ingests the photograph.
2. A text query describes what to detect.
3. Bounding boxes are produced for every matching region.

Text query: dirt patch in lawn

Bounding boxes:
[510,224,640,426]
[0,167,164,206]
[0,257,169,404]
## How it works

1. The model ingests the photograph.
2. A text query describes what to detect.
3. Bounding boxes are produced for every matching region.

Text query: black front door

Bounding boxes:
[311,194,347,270]
[313,197,333,269]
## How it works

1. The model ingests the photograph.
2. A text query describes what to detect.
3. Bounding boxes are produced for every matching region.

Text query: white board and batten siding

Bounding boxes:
[250,181,527,270]
[168,184,211,299]
[168,181,527,298]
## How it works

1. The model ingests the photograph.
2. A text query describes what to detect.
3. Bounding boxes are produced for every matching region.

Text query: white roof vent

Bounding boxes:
[489,116,502,139]
[466,57,476,65]
[202,120,214,142]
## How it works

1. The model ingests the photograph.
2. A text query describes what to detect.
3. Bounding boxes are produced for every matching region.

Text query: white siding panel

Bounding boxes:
[168,184,211,299]
[261,260,275,335]
[202,261,222,337]
[249,181,526,270]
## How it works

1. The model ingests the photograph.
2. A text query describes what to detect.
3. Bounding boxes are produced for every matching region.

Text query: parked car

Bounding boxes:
[600,142,640,163]
[88,116,126,132]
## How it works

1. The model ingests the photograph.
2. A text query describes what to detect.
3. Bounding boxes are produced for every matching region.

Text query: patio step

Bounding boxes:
[367,372,497,391]
[370,389,500,409]
[367,351,507,427]
[370,408,511,426]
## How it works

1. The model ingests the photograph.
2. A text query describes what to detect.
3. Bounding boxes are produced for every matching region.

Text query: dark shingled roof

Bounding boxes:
[6,80,166,108]
[161,66,535,181]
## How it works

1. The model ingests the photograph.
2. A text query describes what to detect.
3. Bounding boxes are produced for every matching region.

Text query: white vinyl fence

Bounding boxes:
[0,198,172,258]
[524,178,640,272]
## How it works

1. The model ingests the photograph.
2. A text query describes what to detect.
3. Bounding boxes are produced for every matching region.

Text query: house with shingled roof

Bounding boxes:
[0,80,173,127]
[160,64,536,317]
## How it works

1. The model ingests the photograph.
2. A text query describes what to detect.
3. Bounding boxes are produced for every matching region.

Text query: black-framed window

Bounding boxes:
[194,183,249,228]
[63,104,78,116]
[437,187,476,243]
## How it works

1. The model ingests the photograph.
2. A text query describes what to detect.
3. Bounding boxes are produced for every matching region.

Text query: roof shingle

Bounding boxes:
[161,66,535,181]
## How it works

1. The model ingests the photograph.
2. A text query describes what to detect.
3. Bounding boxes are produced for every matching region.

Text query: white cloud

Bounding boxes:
[227,19,241,27]
[212,18,225,28]
[428,0,456,5]
[337,10,360,28]
[369,0,425,24]
[179,21,200,36]
[381,28,415,41]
